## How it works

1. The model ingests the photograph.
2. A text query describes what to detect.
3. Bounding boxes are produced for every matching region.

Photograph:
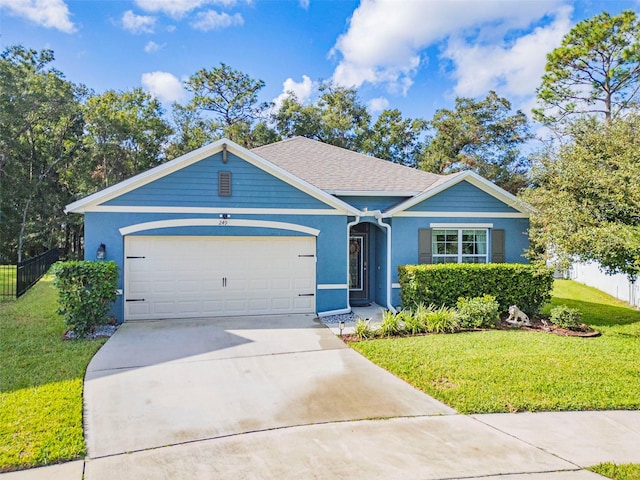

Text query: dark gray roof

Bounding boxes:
[252,136,443,194]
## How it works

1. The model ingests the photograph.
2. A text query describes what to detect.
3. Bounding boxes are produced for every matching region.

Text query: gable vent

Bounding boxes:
[218,171,232,197]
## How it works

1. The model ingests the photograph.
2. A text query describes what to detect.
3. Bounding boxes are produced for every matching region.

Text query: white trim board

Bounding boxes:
[317,284,348,290]
[87,206,345,215]
[430,223,494,229]
[119,219,320,236]
[392,211,528,218]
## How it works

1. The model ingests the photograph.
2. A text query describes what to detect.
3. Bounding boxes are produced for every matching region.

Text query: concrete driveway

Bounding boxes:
[79,315,630,479]
[83,315,454,458]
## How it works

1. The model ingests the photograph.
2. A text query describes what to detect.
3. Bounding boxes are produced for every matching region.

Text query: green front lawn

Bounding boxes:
[0,275,106,472]
[590,463,640,480]
[352,280,640,414]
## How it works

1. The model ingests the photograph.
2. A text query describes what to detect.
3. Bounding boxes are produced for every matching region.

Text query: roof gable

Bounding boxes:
[65,139,359,214]
[385,171,534,216]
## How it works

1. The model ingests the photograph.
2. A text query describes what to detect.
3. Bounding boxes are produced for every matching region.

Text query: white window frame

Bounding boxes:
[431,227,489,264]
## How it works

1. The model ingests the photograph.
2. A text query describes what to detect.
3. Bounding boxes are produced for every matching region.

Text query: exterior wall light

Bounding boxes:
[96,243,106,260]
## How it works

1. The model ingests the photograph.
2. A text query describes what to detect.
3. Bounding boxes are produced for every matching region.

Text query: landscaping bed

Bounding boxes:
[349,280,640,414]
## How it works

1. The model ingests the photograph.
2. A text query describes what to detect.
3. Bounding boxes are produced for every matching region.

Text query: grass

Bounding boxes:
[0,275,106,472]
[352,280,640,414]
[0,265,16,302]
[590,463,640,480]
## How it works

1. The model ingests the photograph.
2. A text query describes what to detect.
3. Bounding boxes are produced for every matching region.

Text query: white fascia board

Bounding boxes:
[393,211,529,218]
[65,138,359,216]
[326,190,419,197]
[384,170,534,217]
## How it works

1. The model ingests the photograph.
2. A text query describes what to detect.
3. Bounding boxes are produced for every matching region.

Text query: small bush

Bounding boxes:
[550,305,583,330]
[425,305,460,334]
[379,309,401,337]
[52,261,118,338]
[354,318,375,340]
[457,294,500,329]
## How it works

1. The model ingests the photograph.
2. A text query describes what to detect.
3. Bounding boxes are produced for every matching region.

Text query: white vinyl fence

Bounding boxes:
[569,261,640,308]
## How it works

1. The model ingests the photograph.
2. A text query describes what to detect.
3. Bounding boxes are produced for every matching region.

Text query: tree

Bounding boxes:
[166,103,218,159]
[420,91,532,193]
[534,10,640,128]
[524,115,640,281]
[81,88,172,189]
[273,82,370,151]
[0,45,84,262]
[183,63,272,145]
[361,109,427,167]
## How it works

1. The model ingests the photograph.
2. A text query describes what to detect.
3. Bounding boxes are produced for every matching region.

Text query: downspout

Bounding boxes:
[374,212,396,314]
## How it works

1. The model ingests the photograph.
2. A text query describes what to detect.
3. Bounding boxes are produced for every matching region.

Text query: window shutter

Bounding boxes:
[418,228,432,264]
[218,171,232,197]
[491,229,505,263]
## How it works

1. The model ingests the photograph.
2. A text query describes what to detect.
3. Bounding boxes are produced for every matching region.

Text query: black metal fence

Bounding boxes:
[0,248,60,299]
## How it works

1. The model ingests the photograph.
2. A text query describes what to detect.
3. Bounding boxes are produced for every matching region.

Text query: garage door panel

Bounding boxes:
[125,236,316,320]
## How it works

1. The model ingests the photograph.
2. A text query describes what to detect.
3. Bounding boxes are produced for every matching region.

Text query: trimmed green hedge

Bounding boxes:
[398,263,554,314]
[52,261,118,337]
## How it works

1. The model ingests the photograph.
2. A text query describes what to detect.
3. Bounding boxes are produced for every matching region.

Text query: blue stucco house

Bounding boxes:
[65,136,533,322]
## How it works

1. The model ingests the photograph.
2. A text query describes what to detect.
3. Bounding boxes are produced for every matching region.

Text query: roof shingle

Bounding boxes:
[252,136,443,194]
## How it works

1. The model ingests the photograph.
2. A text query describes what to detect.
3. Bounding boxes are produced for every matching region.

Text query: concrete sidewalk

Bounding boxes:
[4,410,640,479]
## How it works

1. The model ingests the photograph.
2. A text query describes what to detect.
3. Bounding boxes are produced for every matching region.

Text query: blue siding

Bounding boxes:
[104,151,329,209]
[84,211,350,322]
[407,181,520,213]
[337,196,408,212]
[389,216,530,307]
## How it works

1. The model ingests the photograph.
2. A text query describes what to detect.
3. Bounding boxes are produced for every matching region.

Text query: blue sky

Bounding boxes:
[1,0,638,123]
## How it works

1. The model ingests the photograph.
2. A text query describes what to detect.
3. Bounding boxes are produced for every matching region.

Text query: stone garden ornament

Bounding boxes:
[506,305,531,326]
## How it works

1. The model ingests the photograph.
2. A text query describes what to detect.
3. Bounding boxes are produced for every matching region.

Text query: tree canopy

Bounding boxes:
[524,115,640,280]
[419,91,532,193]
[535,10,640,129]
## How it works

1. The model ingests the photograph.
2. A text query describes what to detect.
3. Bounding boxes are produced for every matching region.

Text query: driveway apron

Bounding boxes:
[83,315,454,458]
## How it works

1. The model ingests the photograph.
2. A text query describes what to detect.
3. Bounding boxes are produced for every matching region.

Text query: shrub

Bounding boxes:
[550,305,583,329]
[354,318,376,340]
[379,309,401,337]
[457,294,500,329]
[425,305,460,334]
[398,263,554,314]
[52,261,118,338]
[403,303,430,334]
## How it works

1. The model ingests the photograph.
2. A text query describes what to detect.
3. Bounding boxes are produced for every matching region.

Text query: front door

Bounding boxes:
[349,230,369,306]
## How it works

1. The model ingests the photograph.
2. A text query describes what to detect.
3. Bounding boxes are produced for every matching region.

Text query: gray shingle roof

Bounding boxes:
[252,136,443,194]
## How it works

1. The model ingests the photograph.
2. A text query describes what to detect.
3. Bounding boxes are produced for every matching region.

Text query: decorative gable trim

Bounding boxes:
[384,170,534,217]
[65,139,359,215]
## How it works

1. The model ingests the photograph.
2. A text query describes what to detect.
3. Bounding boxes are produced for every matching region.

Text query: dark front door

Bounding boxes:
[349,228,369,306]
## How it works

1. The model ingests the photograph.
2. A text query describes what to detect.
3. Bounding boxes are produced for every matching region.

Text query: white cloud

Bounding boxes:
[368,97,389,113]
[141,71,185,103]
[299,0,310,9]
[331,0,569,97]
[191,10,243,30]
[0,0,75,33]
[122,10,156,34]
[443,5,573,99]
[144,40,164,53]
[273,75,315,110]
[134,0,241,18]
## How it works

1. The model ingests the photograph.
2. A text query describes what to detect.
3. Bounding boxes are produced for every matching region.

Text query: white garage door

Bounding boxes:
[124,236,316,320]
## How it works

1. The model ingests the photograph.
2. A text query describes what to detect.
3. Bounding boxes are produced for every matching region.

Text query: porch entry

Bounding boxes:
[349,222,376,307]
